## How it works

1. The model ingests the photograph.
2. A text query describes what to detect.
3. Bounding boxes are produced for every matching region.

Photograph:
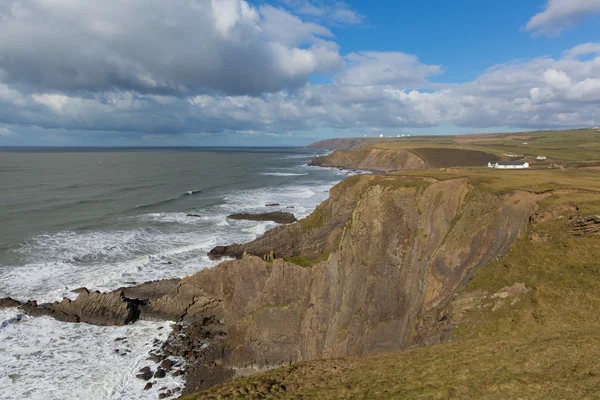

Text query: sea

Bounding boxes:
[0,147,353,400]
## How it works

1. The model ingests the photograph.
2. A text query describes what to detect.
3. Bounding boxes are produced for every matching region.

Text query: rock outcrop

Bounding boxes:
[567,215,600,236]
[19,289,142,325]
[227,211,297,224]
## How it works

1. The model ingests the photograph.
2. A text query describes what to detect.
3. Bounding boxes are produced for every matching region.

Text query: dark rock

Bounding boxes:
[158,394,168,399]
[154,367,167,379]
[160,359,174,371]
[265,203,280,207]
[146,354,162,363]
[71,287,88,294]
[227,211,297,224]
[172,369,184,377]
[186,213,202,218]
[19,300,80,323]
[207,244,245,260]
[143,382,153,390]
[0,297,21,309]
[136,367,153,381]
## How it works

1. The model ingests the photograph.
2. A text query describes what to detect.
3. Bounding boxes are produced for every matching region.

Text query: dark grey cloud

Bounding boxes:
[0,0,343,96]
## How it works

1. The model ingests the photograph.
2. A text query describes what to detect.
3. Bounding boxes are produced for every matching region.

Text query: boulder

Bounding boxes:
[136,366,153,381]
[207,244,245,260]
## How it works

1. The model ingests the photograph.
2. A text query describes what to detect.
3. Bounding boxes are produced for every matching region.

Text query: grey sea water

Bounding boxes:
[0,146,350,400]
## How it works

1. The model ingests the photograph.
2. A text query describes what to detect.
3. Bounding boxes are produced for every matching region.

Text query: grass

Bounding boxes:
[283,253,330,268]
[367,129,600,163]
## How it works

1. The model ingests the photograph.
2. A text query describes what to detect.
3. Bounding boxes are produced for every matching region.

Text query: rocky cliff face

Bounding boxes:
[135,175,543,383]
[310,146,500,171]
[310,148,427,172]
[6,175,544,392]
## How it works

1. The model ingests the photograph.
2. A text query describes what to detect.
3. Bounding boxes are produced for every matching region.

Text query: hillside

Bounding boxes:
[178,129,600,399]
[182,167,600,400]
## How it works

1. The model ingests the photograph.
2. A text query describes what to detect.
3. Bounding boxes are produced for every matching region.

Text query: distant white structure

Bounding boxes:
[488,161,530,169]
[503,154,521,158]
[522,142,528,145]
[536,156,547,160]
[380,134,384,138]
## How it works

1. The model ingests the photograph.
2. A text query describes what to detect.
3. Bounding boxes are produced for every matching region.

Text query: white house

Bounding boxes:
[536,156,547,160]
[488,161,529,169]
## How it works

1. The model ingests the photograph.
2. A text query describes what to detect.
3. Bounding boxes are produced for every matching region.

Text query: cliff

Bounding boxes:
[309,146,500,171]
[119,174,541,393]
[310,148,427,172]
[184,172,600,399]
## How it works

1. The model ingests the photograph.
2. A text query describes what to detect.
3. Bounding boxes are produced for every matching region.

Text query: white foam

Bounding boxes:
[1,224,258,303]
[0,160,346,399]
[259,172,308,176]
[0,316,183,400]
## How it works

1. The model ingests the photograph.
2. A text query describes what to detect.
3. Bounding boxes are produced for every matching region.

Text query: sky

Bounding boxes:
[0,0,599,146]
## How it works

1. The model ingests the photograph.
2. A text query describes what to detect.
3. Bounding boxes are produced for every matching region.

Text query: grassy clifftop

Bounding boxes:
[311,128,600,170]
[179,130,600,399]
[181,166,600,399]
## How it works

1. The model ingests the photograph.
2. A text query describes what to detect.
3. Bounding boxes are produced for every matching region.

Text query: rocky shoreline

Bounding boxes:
[0,167,546,399]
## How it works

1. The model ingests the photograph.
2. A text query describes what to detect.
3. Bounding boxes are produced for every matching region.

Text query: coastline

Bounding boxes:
[0,147,348,400]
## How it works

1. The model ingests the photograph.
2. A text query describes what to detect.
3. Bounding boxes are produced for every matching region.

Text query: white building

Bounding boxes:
[536,156,547,160]
[488,161,529,169]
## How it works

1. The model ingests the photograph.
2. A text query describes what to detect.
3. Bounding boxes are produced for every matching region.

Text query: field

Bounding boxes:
[367,129,600,164]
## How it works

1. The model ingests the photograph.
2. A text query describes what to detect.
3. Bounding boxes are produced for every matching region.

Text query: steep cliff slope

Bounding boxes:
[182,170,600,400]
[118,174,541,393]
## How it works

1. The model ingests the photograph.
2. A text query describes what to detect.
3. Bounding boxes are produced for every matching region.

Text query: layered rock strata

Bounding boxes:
[2,174,545,393]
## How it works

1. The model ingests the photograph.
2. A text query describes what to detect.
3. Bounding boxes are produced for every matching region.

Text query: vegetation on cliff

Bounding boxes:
[180,129,600,399]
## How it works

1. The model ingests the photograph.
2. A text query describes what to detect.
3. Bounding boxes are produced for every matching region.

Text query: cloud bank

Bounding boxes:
[1,0,600,144]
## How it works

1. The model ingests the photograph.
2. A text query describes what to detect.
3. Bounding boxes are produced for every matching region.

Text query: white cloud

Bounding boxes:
[525,0,600,36]
[3,42,600,137]
[279,0,363,25]
[565,42,600,58]
[0,1,600,142]
[0,126,12,136]
[337,51,443,87]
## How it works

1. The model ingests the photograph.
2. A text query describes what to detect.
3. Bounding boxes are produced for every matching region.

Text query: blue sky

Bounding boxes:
[0,0,599,146]
[329,0,599,82]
